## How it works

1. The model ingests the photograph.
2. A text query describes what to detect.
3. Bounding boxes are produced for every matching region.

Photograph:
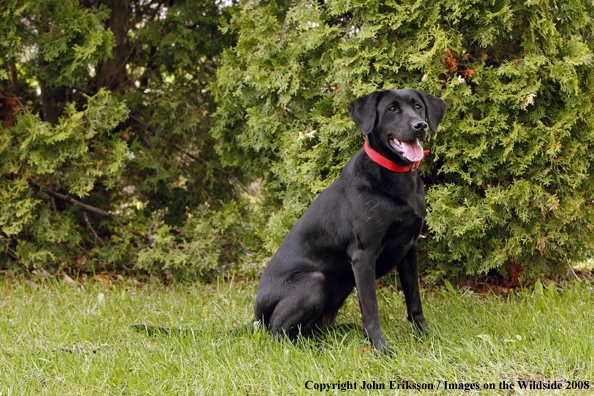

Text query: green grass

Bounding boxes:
[1,276,594,395]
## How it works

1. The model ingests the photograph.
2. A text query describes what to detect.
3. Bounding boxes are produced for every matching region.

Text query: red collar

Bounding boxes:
[364,140,429,172]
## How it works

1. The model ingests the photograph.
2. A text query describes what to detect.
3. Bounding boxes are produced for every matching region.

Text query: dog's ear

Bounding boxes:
[419,92,447,133]
[347,91,382,135]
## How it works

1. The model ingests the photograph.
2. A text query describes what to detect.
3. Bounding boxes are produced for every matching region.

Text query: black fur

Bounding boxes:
[253,89,446,355]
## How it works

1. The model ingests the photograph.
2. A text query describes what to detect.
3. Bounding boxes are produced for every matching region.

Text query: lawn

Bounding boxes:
[1,275,593,395]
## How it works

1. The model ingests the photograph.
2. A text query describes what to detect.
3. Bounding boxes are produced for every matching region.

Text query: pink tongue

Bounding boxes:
[401,140,424,162]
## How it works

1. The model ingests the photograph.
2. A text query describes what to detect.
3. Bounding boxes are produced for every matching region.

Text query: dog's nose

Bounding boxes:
[412,121,428,131]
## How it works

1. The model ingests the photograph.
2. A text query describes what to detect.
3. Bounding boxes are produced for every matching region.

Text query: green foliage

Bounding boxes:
[0,0,250,279]
[0,89,129,268]
[123,1,241,227]
[136,201,255,281]
[0,0,115,88]
[213,0,594,280]
[3,0,593,281]
[15,91,128,194]
[29,1,115,86]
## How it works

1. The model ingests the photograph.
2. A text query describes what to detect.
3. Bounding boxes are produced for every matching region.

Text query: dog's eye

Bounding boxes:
[388,106,397,112]
[414,104,422,111]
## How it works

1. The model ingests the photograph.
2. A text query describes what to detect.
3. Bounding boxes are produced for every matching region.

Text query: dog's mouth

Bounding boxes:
[389,138,425,163]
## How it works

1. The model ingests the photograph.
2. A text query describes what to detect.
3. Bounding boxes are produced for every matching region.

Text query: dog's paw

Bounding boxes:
[408,315,429,335]
[373,342,396,357]
[415,320,430,336]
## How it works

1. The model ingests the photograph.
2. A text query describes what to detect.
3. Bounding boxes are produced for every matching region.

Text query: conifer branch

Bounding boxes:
[83,211,106,248]
[29,178,144,239]
[1,239,18,260]
[70,85,249,195]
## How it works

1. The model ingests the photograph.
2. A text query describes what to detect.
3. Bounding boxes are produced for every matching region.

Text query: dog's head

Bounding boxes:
[347,89,447,164]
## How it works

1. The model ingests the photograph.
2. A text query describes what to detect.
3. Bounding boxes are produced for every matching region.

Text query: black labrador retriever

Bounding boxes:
[254,89,446,355]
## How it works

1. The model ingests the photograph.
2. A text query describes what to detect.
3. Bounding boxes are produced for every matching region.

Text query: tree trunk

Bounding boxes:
[10,58,19,97]
[92,0,132,93]
[38,53,59,125]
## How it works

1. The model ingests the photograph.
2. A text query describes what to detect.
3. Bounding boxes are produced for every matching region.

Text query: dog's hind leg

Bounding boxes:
[267,271,329,340]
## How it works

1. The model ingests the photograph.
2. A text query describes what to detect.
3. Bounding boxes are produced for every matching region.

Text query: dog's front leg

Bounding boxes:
[350,251,394,356]
[397,244,429,334]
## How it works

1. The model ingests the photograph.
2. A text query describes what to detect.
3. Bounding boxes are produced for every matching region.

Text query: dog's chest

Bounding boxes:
[353,186,424,247]
[379,198,423,243]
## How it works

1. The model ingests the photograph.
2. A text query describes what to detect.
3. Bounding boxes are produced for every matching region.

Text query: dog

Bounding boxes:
[254,89,446,355]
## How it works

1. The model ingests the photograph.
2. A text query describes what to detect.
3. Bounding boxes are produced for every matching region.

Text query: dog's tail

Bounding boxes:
[131,319,260,337]
[229,318,260,335]
[131,324,178,336]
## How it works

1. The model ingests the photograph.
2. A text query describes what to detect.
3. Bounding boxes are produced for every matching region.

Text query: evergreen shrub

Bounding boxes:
[213,0,594,280]
[0,0,249,279]
[0,90,129,268]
